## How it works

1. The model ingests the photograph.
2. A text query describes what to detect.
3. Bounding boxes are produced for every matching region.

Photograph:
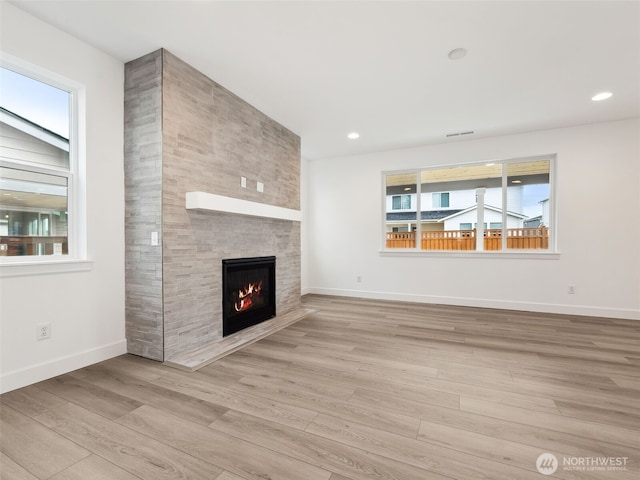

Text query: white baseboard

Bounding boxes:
[0,340,128,394]
[307,287,640,321]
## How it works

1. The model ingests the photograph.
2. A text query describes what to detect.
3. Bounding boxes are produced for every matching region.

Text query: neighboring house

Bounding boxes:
[0,107,69,254]
[523,199,550,228]
[0,106,69,167]
[386,209,464,232]
[386,185,532,232]
[524,215,543,228]
[439,204,528,231]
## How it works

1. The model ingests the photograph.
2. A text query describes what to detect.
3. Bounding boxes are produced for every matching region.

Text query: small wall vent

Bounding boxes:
[446,130,475,138]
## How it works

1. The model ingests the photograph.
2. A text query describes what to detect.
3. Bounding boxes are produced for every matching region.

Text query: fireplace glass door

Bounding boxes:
[222,256,276,336]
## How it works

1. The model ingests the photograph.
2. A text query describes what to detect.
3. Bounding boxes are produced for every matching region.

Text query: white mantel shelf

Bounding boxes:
[186,191,302,222]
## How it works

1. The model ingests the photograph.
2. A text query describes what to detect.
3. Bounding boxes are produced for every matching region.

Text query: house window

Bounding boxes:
[391,194,411,210]
[383,156,554,252]
[0,64,81,259]
[433,192,450,208]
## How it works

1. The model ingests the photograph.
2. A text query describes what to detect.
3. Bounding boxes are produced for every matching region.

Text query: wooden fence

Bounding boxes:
[0,236,68,256]
[386,227,548,250]
[385,231,416,248]
[504,227,549,250]
[421,229,475,250]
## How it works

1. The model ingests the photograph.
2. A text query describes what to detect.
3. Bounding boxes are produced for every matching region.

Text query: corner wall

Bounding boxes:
[0,3,126,393]
[305,119,640,320]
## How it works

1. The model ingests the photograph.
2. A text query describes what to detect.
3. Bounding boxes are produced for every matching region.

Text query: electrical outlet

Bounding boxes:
[37,322,51,340]
[568,285,576,294]
[356,275,362,283]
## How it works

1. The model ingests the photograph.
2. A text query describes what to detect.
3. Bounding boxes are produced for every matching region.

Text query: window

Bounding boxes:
[433,192,450,208]
[0,62,81,260]
[391,194,411,210]
[383,156,554,252]
[0,167,69,255]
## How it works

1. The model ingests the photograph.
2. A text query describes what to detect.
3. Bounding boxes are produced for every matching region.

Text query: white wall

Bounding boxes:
[0,3,126,393]
[305,119,640,319]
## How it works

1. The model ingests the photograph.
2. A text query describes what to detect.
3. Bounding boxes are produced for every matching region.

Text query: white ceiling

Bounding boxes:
[10,0,640,160]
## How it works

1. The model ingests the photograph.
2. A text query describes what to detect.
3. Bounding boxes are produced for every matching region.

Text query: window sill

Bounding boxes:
[0,258,93,277]
[379,249,560,260]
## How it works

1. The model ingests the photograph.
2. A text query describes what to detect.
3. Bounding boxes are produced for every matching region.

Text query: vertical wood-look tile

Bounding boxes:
[0,452,39,480]
[48,455,140,480]
[0,405,90,479]
[37,374,143,420]
[35,403,223,480]
[117,404,331,480]
[0,384,67,418]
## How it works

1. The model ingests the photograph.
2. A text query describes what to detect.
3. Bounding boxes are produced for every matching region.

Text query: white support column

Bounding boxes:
[476,187,486,251]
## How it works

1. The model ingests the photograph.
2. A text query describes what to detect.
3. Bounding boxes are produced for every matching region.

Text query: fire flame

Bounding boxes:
[234,280,263,312]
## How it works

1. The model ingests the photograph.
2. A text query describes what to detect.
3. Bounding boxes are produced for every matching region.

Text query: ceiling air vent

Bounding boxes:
[446,131,474,138]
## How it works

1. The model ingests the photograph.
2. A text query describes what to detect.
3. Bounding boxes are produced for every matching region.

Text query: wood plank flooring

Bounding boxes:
[1,294,639,479]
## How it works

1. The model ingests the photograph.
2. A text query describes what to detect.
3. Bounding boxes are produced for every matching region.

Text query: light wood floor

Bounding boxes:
[1,295,639,480]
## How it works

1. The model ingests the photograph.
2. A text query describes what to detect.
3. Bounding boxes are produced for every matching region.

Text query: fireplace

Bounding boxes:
[222,256,276,337]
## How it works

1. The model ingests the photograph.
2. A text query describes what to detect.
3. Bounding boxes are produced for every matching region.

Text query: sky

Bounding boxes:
[521,183,549,218]
[0,67,69,139]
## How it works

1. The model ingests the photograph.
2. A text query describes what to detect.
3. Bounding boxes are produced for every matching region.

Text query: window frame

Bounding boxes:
[0,54,89,274]
[381,154,557,256]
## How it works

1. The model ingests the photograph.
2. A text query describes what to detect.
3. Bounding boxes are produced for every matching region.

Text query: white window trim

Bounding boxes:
[0,259,93,277]
[382,154,557,255]
[0,53,88,273]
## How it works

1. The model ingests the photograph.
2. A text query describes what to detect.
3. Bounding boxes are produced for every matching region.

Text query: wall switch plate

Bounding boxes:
[241,176,247,188]
[257,181,264,193]
[568,285,576,294]
[151,231,159,246]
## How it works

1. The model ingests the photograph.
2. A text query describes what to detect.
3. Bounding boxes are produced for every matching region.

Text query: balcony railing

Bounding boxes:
[386,227,549,250]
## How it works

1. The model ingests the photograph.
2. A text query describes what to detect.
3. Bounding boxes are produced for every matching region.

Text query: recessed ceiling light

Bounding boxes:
[592,91,613,102]
[347,132,360,140]
[448,48,467,60]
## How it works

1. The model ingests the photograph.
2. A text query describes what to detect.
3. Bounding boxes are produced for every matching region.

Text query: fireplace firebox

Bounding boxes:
[222,256,276,337]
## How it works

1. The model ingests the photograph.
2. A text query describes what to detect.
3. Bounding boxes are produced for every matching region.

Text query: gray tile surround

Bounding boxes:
[125,49,301,362]
[124,50,164,361]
